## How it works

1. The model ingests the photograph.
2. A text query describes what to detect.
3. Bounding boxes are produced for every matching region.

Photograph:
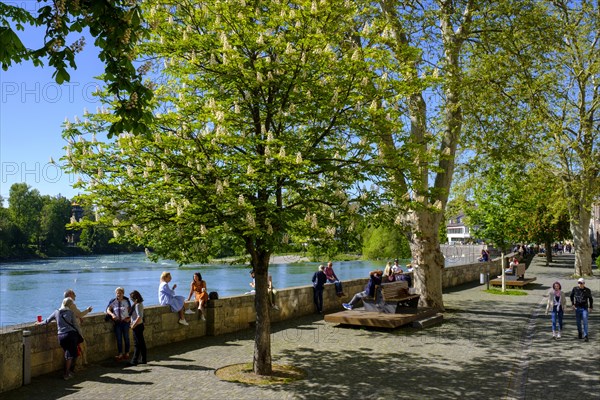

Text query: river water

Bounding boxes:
[0,253,402,328]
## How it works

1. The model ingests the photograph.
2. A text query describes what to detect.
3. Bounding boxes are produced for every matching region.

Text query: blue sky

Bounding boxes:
[0,26,104,204]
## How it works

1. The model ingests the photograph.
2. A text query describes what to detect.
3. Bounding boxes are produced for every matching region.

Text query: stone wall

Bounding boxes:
[0,261,505,393]
[0,330,22,393]
[442,257,503,288]
[0,280,365,393]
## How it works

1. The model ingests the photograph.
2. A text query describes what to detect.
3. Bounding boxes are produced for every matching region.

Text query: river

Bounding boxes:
[0,253,403,328]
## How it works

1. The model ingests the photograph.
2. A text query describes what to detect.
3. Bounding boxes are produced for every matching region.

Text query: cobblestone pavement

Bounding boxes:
[4,254,598,400]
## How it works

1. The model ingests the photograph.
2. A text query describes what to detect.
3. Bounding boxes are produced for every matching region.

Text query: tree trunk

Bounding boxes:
[408,211,445,312]
[545,240,552,266]
[570,210,593,276]
[377,0,472,314]
[248,243,272,375]
[501,251,506,292]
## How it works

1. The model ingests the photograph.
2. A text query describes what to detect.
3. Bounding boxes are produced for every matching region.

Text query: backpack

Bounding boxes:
[209,291,219,300]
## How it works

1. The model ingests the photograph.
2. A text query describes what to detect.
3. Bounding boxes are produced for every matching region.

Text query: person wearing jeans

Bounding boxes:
[128,290,147,365]
[312,265,327,314]
[325,261,344,297]
[545,281,566,339]
[343,270,382,310]
[570,278,593,341]
[106,287,132,360]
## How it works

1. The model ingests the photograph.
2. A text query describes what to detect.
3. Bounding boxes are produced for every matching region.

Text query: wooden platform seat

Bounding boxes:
[489,276,537,288]
[324,308,437,329]
[363,281,420,313]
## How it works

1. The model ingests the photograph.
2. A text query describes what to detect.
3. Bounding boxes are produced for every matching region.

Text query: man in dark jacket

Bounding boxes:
[570,278,593,341]
[312,265,328,314]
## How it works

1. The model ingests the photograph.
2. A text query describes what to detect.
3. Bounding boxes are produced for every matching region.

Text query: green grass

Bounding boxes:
[484,288,528,296]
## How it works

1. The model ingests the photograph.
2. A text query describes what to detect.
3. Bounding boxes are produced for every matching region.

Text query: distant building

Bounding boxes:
[66,203,84,247]
[446,212,471,244]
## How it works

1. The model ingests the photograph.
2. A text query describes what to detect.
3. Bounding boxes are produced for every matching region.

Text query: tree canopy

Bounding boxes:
[63,0,399,375]
[0,0,153,135]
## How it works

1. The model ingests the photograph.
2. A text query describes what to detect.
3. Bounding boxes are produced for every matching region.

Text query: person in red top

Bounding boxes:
[324,261,345,297]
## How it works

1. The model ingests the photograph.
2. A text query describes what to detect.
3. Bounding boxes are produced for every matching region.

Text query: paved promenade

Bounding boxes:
[5,254,598,400]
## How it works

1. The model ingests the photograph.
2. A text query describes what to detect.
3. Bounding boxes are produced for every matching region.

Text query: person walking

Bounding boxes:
[545,281,566,339]
[570,278,593,341]
[312,265,327,314]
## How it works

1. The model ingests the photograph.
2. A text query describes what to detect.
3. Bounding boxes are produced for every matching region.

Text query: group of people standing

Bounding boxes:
[311,261,345,314]
[105,287,146,364]
[105,271,208,364]
[36,289,93,380]
[37,271,210,379]
[545,278,593,341]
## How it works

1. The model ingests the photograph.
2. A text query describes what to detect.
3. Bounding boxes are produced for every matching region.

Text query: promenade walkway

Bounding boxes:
[4,254,598,399]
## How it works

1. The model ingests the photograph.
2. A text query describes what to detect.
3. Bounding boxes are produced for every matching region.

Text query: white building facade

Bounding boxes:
[446,213,471,244]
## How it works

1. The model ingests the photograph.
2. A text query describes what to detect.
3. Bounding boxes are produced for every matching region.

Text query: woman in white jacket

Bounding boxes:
[546,281,566,339]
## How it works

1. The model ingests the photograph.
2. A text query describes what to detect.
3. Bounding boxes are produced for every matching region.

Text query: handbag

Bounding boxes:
[61,311,84,343]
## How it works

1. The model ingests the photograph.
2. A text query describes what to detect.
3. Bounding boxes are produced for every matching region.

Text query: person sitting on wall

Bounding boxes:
[248,269,279,310]
[478,249,490,262]
[324,261,345,297]
[158,272,189,326]
[187,272,208,321]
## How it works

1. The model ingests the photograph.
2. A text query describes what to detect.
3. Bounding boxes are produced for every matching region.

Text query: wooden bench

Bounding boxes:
[490,276,536,288]
[363,281,420,313]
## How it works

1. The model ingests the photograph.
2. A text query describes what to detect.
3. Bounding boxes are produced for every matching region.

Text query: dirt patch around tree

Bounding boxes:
[215,363,306,385]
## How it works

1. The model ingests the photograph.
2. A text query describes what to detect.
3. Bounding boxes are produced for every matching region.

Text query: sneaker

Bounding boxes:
[64,373,74,381]
[272,305,280,311]
[201,314,206,321]
[178,319,189,326]
[342,303,352,311]
[552,331,556,338]
[584,336,589,342]
[184,309,195,315]
[557,331,561,339]
[578,332,583,339]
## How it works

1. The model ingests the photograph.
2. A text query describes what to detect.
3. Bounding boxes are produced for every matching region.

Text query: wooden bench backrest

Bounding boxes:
[380,281,409,300]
